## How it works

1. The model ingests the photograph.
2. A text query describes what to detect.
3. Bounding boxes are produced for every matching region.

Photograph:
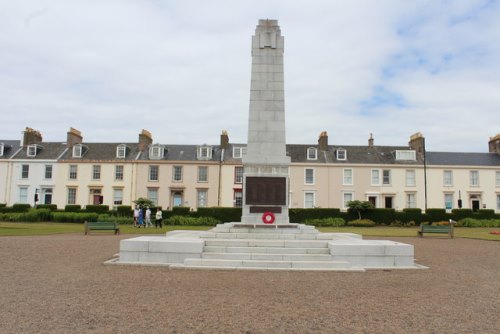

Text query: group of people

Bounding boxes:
[133,206,163,228]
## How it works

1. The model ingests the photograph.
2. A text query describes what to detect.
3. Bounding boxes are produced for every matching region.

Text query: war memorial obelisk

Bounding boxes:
[241,19,291,225]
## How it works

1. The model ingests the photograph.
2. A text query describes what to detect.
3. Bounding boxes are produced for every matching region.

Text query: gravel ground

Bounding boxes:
[0,233,498,334]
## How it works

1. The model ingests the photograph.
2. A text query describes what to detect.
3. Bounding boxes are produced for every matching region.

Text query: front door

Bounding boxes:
[384,196,393,209]
[368,196,377,208]
[471,199,480,212]
[172,192,183,207]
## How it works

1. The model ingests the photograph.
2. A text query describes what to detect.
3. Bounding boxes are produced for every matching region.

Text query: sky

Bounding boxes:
[1,0,499,152]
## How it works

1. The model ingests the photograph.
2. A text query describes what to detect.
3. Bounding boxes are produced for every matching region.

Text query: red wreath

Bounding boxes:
[262,212,275,224]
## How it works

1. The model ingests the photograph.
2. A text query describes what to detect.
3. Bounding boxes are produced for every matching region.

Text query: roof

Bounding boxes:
[426,152,500,167]
[0,140,21,159]
[8,142,66,160]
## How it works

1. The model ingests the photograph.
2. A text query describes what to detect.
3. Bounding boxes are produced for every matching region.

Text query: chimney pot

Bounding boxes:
[318,131,328,151]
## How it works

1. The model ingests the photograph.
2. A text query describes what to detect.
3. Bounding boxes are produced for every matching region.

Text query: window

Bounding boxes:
[113,189,123,206]
[343,169,353,185]
[406,170,416,187]
[0,142,4,156]
[336,149,347,160]
[21,164,29,179]
[198,166,208,182]
[470,171,479,187]
[304,192,315,208]
[234,190,243,207]
[147,188,158,205]
[443,170,453,186]
[383,170,391,185]
[307,147,317,160]
[19,187,28,203]
[69,165,78,180]
[497,194,500,211]
[92,165,101,180]
[149,165,159,181]
[198,146,212,160]
[496,172,500,187]
[67,188,77,204]
[371,169,380,185]
[233,147,247,159]
[406,193,416,208]
[396,150,416,161]
[27,145,37,157]
[444,193,453,210]
[234,167,243,184]
[45,165,53,179]
[173,166,183,182]
[305,168,315,185]
[116,145,126,158]
[115,165,124,180]
[149,145,164,159]
[72,144,82,158]
[197,189,208,207]
[342,192,353,209]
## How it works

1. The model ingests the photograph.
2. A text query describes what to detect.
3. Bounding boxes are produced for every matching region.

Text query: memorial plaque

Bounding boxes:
[245,177,286,205]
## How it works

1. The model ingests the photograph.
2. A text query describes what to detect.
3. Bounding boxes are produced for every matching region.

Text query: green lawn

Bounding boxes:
[0,222,499,241]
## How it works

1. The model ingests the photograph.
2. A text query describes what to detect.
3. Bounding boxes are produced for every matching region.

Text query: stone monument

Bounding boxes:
[241,19,291,225]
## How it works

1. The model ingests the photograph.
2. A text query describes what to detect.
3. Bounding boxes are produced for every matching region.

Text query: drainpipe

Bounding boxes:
[217,149,224,206]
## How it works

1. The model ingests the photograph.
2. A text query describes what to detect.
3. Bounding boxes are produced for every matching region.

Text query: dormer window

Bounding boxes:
[0,143,4,157]
[198,146,212,160]
[149,144,164,160]
[233,147,247,159]
[336,149,347,161]
[27,144,38,157]
[116,144,127,159]
[72,144,82,158]
[396,150,416,161]
[307,147,317,160]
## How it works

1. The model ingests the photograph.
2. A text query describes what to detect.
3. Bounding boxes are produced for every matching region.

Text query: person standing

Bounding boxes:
[133,206,139,228]
[137,207,144,228]
[145,207,152,228]
[155,209,163,228]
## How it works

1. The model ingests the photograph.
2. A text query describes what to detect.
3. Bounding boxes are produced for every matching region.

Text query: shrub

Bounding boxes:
[195,207,241,222]
[65,205,81,212]
[116,205,133,217]
[85,205,109,214]
[425,208,449,222]
[475,209,496,219]
[363,209,396,225]
[390,220,416,227]
[97,214,134,225]
[289,208,342,223]
[401,208,423,223]
[0,209,51,222]
[51,212,98,223]
[434,221,450,226]
[347,219,376,227]
[172,207,191,216]
[304,217,345,227]
[165,215,220,226]
[457,218,500,227]
[0,203,6,208]
[452,209,473,221]
[36,204,58,211]
[12,204,31,212]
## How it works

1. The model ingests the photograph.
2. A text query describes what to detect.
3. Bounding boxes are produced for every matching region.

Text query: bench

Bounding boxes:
[417,224,453,238]
[84,221,120,235]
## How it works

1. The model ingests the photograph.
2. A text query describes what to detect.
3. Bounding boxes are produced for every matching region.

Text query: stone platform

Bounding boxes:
[110,223,423,271]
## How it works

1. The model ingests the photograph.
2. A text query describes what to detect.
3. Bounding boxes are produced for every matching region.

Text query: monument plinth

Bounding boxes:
[241,19,291,225]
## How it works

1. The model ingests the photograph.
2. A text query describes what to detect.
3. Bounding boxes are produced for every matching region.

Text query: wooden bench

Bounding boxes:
[84,221,120,235]
[417,224,453,238]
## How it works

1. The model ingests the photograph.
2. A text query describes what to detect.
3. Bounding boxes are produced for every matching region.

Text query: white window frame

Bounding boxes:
[197,189,208,208]
[371,169,380,185]
[396,150,416,161]
[304,191,315,208]
[149,145,164,160]
[233,147,247,159]
[406,170,416,187]
[443,170,453,186]
[147,188,158,206]
[115,165,124,181]
[343,168,353,185]
[116,144,127,158]
[383,169,391,185]
[67,187,77,204]
[72,144,82,158]
[21,164,29,179]
[198,146,212,160]
[234,166,243,184]
[27,144,37,157]
[113,188,123,206]
[307,147,317,160]
[497,194,500,211]
[69,165,78,180]
[336,149,347,161]
[470,170,479,187]
[234,190,243,208]
[198,166,208,182]
[444,193,454,210]
[406,193,417,208]
[45,165,53,179]
[92,165,101,180]
[304,168,315,185]
[342,192,353,210]
[0,142,4,156]
[19,187,28,203]
[173,166,183,182]
[496,171,500,187]
[149,165,159,181]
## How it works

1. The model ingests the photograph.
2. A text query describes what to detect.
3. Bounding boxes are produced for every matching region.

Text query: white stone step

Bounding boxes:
[183,258,352,269]
[204,239,329,248]
[202,252,333,261]
[203,246,330,255]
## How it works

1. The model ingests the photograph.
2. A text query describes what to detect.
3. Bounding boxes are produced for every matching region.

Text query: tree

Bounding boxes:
[347,200,374,220]
[133,197,154,209]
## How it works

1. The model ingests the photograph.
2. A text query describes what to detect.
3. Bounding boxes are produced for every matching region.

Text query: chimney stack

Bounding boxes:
[66,127,82,148]
[22,127,42,147]
[368,133,374,147]
[318,131,328,151]
[489,134,500,154]
[220,130,229,149]
[138,129,153,151]
[409,132,425,155]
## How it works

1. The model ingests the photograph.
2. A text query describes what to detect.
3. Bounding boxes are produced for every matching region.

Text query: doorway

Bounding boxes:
[471,199,480,212]
[172,191,183,207]
[368,196,377,208]
[384,196,393,209]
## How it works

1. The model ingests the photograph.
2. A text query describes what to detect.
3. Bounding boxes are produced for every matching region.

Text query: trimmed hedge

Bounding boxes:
[165,215,220,226]
[65,205,81,212]
[0,209,51,222]
[457,218,500,227]
[172,206,191,215]
[85,205,110,213]
[304,217,345,227]
[116,205,133,217]
[36,204,58,211]
[51,212,98,223]
[289,208,342,223]
[12,204,31,212]
[425,209,448,222]
[347,219,376,227]
[195,207,241,223]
